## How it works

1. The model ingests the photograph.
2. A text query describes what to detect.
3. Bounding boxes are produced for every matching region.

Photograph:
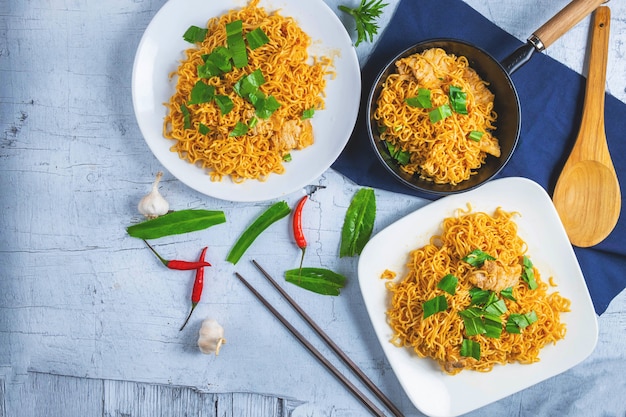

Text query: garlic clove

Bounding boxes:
[138,171,170,219]
[198,318,226,355]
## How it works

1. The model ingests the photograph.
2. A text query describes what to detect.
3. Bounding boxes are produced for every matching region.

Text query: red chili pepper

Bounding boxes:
[293,195,308,271]
[180,246,208,331]
[143,240,211,270]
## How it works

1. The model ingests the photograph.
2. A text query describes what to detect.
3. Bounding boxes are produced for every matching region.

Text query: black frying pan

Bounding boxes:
[367,0,607,195]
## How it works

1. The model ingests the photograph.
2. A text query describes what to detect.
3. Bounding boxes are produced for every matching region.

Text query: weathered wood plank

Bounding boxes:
[8,372,300,417]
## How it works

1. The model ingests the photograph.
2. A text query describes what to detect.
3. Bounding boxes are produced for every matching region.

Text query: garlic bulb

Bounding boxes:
[198,318,226,355]
[138,171,169,219]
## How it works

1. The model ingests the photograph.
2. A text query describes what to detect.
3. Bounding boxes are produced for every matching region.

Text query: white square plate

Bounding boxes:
[358,177,598,417]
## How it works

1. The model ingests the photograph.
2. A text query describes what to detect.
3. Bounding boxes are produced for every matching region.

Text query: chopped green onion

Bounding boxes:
[187,81,215,105]
[463,249,496,267]
[500,287,517,301]
[437,274,458,295]
[469,130,484,142]
[234,69,266,98]
[429,104,452,123]
[198,46,232,78]
[469,287,495,306]
[226,20,248,69]
[229,121,249,137]
[459,306,503,339]
[214,95,234,115]
[423,295,448,319]
[302,107,315,120]
[183,25,208,43]
[198,123,211,135]
[448,85,468,114]
[180,104,191,129]
[460,339,481,360]
[484,298,507,316]
[483,313,503,338]
[522,256,538,290]
[246,27,270,50]
[405,88,432,108]
[384,141,410,165]
[248,116,258,129]
[282,153,292,162]
[226,201,291,264]
[377,124,387,134]
[254,95,281,119]
[506,311,538,333]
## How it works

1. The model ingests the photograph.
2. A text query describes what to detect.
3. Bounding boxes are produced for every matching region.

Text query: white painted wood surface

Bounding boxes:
[1,0,625,416]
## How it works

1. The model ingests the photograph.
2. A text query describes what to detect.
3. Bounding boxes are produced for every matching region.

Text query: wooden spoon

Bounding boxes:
[553,6,621,248]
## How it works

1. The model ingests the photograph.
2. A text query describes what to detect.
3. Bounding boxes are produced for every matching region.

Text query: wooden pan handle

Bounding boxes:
[533,0,606,49]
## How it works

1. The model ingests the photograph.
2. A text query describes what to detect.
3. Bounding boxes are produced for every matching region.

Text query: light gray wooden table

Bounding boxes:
[1,0,625,416]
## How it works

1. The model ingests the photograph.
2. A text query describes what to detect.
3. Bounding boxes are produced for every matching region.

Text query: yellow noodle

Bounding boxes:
[374,48,500,185]
[163,0,332,182]
[386,207,570,375]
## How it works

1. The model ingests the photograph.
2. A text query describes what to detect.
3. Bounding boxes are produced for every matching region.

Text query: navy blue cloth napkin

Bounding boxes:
[332,0,625,315]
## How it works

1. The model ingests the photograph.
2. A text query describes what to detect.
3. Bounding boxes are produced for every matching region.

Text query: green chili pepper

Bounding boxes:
[126,209,226,240]
[284,267,346,296]
[226,201,291,264]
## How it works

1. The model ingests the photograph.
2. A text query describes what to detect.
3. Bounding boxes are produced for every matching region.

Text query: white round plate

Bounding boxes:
[132,0,360,202]
[358,177,598,417]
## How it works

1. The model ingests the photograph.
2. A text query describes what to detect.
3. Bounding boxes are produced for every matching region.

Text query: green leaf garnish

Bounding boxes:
[469,130,484,142]
[461,339,481,360]
[437,274,458,295]
[500,287,517,301]
[284,267,346,296]
[405,88,432,108]
[505,311,538,333]
[127,209,226,240]
[522,256,538,290]
[234,69,266,98]
[226,20,248,68]
[180,104,191,129]
[339,188,376,257]
[338,0,388,47]
[198,46,232,78]
[302,107,315,120]
[463,249,496,267]
[254,95,281,119]
[423,295,448,319]
[429,104,453,123]
[384,141,410,165]
[246,27,270,50]
[187,81,216,105]
[448,85,468,114]
[229,121,249,137]
[183,25,208,43]
[198,123,211,135]
[214,95,234,115]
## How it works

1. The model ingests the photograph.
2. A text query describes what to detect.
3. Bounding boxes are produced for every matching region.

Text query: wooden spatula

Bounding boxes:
[552,6,621,248]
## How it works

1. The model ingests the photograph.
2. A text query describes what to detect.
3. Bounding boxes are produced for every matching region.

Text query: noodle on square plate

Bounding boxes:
[358,177,598,417]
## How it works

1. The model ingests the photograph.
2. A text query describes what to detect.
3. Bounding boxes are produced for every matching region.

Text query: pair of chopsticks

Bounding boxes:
[235,260,403,417]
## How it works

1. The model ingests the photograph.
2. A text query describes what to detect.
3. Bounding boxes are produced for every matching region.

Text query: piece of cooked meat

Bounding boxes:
[469,259,521,292]
[479,135,501,157]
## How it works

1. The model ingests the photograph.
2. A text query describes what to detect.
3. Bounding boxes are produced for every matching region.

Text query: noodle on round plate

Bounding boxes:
[374,48,501,185]
[163,0,332,182]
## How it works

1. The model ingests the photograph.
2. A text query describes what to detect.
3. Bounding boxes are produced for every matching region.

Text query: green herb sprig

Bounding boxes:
[339,0,389,47]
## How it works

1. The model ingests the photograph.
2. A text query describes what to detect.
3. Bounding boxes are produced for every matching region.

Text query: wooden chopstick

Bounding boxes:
[234,272,387,417]
[251,260,404,417]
